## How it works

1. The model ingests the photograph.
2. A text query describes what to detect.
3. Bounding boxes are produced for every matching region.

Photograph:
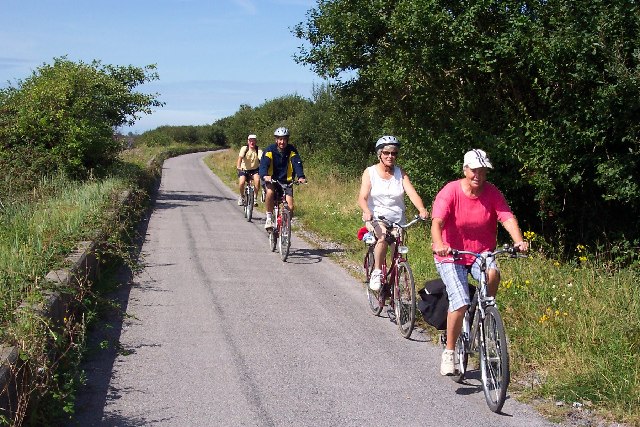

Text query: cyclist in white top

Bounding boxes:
[358,136,429,291]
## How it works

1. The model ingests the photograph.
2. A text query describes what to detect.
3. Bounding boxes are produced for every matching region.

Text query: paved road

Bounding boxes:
[69,151,556,426]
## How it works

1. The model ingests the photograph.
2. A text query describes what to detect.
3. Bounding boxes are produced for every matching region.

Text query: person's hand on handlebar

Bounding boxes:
[418,208,429,220]
[432,243,451,257]
[263,176,272,182]
[513,240,529,253]
[297,177,307,184]
[361,210,373,222]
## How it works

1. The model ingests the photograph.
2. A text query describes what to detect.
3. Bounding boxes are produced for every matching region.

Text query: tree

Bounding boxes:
[0,57,164,177]
[294,0,640,252]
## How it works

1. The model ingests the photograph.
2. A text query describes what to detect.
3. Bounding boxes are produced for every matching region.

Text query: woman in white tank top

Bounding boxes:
[357,136,430,291]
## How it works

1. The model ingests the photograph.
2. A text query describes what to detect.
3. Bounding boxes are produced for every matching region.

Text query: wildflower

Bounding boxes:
[554,261,560,267]
[524,231,537,241]
[576,244,586,253]
[579,256,587,263]
[567,282,573,287]
[525,280,531,285]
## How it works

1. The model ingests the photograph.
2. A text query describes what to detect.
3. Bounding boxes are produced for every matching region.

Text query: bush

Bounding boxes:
[0,57,163,178]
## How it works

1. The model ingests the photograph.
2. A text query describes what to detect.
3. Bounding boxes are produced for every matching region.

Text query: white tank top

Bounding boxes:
[367,165,405,223]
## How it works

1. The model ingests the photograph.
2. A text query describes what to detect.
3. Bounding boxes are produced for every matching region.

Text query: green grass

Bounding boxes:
[206,149,640,426]
[0,174,128,332]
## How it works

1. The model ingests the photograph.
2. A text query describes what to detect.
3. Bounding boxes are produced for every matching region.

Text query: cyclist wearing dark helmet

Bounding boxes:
[259,127,307,230]
[358,135,429,291]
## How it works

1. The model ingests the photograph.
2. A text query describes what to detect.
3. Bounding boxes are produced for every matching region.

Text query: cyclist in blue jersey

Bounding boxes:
[259,127,307,230]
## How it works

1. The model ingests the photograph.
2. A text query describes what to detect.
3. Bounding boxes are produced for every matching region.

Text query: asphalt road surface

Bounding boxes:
[69,151,557,426]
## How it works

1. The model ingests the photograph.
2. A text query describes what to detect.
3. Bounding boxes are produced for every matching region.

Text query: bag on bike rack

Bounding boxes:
[417,278,449,330]
[418,279,477,330]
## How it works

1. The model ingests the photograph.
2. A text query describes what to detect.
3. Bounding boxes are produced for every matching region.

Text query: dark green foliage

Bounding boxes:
[293,0,640,256]
[136,124,225,147]
[0,57,163,180]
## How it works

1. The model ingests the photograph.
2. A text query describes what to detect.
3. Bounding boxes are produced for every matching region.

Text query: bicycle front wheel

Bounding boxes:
[245,187,254,221]
[479,305,510,413]
[394,261,416,338]
[364,248,383,316]
[278,207,291,261]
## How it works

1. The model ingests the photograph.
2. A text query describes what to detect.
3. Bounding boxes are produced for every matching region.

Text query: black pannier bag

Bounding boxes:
[417,278,449,330]
[418,278,477,331]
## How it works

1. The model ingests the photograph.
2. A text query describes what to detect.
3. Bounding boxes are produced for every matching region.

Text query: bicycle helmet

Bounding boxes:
[274,127,290,137]
[375,135,401,150]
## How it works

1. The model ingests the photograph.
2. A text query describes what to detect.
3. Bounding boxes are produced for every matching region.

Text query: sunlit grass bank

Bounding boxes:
[206,149,640,426]
[0,174,127,332]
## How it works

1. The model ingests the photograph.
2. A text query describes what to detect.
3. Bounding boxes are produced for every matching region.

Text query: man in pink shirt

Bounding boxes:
[431,149,529,376]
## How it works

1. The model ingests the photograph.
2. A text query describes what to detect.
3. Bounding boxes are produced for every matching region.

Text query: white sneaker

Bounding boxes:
[238,196,244,206]
[369,269,383,291]
[264,218,273,229]
[441,349,455,376]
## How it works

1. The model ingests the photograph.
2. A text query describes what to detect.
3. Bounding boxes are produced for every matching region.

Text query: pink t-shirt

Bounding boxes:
[432,180,514,265]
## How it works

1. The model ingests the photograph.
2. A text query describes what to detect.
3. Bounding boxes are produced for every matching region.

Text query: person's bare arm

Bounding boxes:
[402,172,429,219]
[501,217,529,252]
[358,169,373,221]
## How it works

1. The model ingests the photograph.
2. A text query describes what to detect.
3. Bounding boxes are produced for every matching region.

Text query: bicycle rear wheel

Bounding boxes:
[394,261,416,338]
[364,248,383,316]
[278,206,291,261]
[480,305,510,413]
[245,186,254,221]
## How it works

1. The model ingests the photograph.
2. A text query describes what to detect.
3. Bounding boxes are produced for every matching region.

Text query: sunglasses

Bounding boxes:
[381,151,398,157]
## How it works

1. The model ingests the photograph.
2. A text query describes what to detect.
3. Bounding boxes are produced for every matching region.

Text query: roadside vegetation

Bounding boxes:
[1,0,638,425]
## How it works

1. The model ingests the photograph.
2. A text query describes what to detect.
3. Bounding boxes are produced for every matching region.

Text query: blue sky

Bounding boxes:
[0,0,324,133]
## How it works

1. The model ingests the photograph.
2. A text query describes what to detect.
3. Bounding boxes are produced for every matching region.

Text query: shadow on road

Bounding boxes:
[66,201,156,426]
[155,190,232,210]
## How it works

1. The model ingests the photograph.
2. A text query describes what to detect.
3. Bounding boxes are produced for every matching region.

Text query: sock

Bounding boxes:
[266,212,272,220]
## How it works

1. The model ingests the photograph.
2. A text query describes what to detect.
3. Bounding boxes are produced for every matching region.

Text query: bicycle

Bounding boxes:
[363,215,424,338]
[242,179,256,222]
[266,180,295,261]
[440,245,524,413]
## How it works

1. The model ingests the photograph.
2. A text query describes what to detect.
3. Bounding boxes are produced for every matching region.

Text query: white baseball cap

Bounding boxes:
[463,149,493,169]
[248,134,257,139]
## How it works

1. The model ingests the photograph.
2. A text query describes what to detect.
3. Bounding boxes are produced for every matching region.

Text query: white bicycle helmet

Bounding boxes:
[375,135,401,150]
[274,127,290,137]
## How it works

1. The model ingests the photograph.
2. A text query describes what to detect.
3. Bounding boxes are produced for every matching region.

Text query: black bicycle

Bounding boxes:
[242,179,256,222]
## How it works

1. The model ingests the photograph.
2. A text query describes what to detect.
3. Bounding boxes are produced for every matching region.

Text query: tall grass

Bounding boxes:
[0,173,128,334]
[207,149,640,426]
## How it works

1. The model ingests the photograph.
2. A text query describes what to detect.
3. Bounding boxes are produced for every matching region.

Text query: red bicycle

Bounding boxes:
[267,180,294,261]
[362,215,425,338]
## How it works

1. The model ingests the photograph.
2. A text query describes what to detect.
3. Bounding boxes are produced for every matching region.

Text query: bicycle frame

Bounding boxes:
[243,180,256,221]
[364,215,423,338]
[446,245,521,413]
[268,180,294,260]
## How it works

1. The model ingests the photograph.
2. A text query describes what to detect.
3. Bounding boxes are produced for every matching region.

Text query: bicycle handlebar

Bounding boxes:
[449,244,524,260]
[269,179,307,188]
[374,214,426,230]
